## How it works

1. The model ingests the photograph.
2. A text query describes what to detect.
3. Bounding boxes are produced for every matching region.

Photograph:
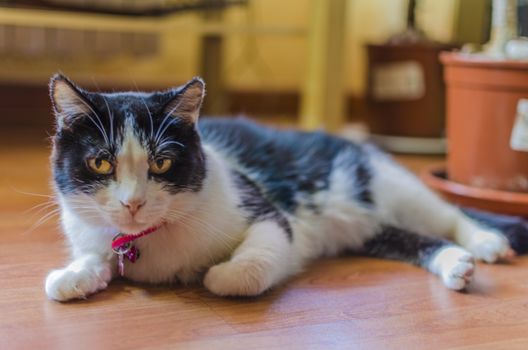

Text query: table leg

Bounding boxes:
[300,0,347,132]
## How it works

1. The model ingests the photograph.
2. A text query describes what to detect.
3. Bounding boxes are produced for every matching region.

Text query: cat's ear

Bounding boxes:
[49,73,92,128]
[163,77,205,125]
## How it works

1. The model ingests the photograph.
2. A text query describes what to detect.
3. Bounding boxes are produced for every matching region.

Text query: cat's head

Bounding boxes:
[49,74,206,234]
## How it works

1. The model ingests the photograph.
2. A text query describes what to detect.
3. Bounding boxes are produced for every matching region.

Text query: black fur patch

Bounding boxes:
[362,226,450,267]
[232,171,293,240]
[199,118,374,213]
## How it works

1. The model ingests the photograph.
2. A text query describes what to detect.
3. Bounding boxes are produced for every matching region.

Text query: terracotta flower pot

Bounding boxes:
[440,52,528,192]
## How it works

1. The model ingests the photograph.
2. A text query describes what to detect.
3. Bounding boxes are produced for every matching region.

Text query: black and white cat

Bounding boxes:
[45,75,514,301]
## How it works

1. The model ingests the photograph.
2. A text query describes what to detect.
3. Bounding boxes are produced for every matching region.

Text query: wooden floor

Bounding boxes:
[3,141,528,350]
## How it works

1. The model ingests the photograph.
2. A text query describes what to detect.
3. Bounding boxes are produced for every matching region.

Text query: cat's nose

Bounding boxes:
[120,199,146,216]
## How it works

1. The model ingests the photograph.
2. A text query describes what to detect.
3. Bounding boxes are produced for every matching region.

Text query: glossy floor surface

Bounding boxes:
[2,143,528,350]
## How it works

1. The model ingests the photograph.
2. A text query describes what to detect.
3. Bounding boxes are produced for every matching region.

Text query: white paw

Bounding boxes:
[45,264,111,301]
[466,229,513,263]
[204,261,270,297]
[430,246,475,291]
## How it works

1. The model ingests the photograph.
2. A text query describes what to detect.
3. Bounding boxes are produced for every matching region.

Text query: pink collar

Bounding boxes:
[111,224,163,276]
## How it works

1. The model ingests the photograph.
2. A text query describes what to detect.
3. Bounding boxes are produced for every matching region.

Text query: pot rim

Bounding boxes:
[440,51,528,70]
[421,164,528,216]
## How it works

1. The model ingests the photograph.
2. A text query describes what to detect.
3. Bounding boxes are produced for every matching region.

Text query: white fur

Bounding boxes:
[369,154,460,238]
[204,220,294,296]
[455,217,512,263]
[429,246,475,290]
[45,254,112,301]
[291,151,379,264]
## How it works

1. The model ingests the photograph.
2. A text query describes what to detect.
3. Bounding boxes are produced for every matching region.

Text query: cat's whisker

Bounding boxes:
[75,96,110,146]
[78,111,110,147]
[153,113,173,145]
[24,201,59,216]
[102,96,115,144]
[169,218,218,263]
[26,205,60,222]
[23,200,57,215]
[157,139,185,150]
[25,209,61,234]
[154,98,185,145]
[166,209,240,252]
[139,96,155,140]
[173,217,227,266]
[12,187,54,199]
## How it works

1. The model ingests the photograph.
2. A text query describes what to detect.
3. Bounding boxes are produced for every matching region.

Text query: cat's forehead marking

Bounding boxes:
[116,119,149,181]
[101,92,155,114]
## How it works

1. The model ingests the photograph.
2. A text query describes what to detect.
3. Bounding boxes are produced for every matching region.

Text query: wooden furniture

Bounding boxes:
[0,3,244,114]
[300,0,347,132]
[366,42,454,138]
[0,3,304,115]
[0,2,349,130]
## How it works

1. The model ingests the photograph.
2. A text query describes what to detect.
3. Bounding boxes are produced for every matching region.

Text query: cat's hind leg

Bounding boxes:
[362,226,475,290]
[203,220,296,297]
[370,155,513,263]
[454,215,514,263]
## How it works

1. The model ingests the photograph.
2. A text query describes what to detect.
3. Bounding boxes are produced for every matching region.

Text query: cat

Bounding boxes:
[45,74,514,301]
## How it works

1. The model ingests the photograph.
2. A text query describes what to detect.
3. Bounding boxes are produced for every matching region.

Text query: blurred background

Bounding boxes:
[5,3,528,346]
[0,0,494,146]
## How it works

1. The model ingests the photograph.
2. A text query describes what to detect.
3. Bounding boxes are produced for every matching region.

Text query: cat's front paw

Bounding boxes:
[430,246,475,291]
[204,261,270,297]
[466,229,514,263]
[45,264,111,301]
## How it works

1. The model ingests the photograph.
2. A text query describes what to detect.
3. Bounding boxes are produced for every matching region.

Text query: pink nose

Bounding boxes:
[120,199,146,215]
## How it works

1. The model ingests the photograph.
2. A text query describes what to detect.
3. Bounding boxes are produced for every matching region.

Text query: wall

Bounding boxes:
[0,1,484,95]
[221,0,461,95]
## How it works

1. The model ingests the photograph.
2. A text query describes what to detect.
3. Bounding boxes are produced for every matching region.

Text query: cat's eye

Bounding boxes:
[87,157,114,175]
[149,158,172,175]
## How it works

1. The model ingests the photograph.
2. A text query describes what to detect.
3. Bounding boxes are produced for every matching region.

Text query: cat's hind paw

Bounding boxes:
[430,246,475,291]
[45,264,111,301]
[465,229,514,263]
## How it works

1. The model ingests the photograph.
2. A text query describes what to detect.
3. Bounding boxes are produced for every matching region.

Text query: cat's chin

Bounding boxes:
[118,221,157,235]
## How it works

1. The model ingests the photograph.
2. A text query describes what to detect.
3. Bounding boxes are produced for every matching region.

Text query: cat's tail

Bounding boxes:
[463,208,528,255]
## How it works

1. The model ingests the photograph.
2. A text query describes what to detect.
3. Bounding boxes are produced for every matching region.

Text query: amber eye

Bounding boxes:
[87,157,113,175]
[149,158,172,175]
